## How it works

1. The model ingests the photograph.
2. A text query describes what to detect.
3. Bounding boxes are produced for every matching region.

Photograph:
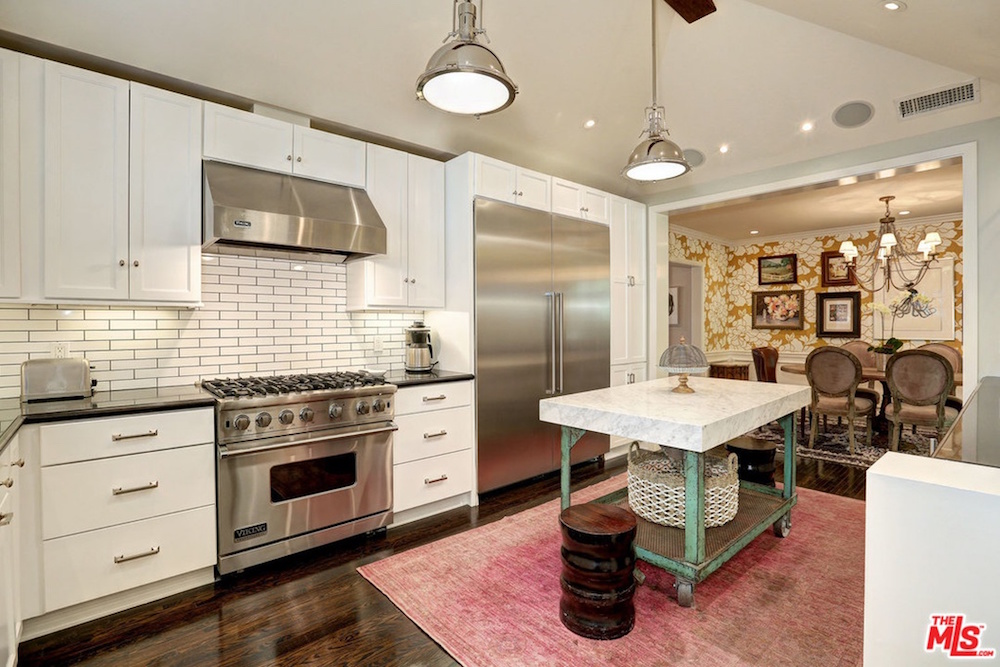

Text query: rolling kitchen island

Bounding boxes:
[540,375,810,606]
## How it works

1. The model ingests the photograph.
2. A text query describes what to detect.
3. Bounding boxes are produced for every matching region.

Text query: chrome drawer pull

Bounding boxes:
[0,512,11,527]
[424,474,448,485]
[423,430,448,439]
[0,477,12,488]
[112,481,159,496]
[422,395,447,402]
[114,546,160,564]
[112,429,159,442]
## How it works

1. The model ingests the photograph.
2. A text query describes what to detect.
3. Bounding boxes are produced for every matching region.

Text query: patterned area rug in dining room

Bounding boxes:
[746,415,934,468]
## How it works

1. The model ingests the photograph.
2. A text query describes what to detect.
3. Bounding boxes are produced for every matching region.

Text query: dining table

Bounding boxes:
[779,363,963,439]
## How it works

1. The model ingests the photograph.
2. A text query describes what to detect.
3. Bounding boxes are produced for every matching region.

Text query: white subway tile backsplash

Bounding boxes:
[0,259,417,392]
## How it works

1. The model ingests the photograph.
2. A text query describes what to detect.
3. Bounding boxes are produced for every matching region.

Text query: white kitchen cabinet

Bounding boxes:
[552,177,610,224]
[611,197,647,366]
[40,62,202,304]
[473,154,551,212]
[392,382,474,516]
[42,62,130,300]
[31,408,215,614]
[0,437,18,667]
[346,145,445,310]
[203,102,365,187]
[0,49,20,299]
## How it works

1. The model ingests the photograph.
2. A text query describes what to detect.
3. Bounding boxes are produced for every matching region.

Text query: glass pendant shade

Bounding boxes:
[416,2,516,116]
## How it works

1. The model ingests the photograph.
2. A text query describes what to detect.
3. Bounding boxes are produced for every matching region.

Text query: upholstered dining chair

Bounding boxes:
[751,346,779,383]
[885,349,960,452]
[917,343,962,373]
[805,347,877,454]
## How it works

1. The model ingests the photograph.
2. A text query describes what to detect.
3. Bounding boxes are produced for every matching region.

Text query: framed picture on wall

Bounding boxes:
[668,287,679,325]
[821,250,856,286]
[752,290,804,330]
[757,254,797,285]
[816,291,861,337]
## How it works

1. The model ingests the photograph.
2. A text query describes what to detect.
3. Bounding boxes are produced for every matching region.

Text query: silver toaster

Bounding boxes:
[21,358,94,402]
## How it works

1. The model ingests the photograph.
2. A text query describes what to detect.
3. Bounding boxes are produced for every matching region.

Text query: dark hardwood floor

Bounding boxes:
[19,453,866,667]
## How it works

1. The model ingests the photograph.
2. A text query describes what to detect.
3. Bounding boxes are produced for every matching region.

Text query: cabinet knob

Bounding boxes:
[410,277,416,284]
[12,459,24,468]
[133,260,139,268]
[517,191,523,197]
[512,190,518,196]
[0,477,12,488]
[296,156,302,162]
[119,259,125,267]
[286,154,293,161]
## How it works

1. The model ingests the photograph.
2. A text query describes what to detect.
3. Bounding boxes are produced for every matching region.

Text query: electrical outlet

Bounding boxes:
[373,337,384,355]
[52,342,69,358]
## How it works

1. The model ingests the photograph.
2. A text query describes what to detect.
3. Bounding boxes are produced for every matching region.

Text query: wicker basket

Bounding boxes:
[626,442,739,528]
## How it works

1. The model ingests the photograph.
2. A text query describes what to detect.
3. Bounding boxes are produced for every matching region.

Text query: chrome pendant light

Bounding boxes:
[623,0,690,182]
[416,0,517,116]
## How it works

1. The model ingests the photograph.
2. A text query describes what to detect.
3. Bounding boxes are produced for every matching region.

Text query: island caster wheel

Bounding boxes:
[676,580,695,607]
[773,513,791,538]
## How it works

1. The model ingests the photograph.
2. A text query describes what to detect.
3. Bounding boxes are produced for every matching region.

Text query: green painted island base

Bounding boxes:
[559,413,798,607]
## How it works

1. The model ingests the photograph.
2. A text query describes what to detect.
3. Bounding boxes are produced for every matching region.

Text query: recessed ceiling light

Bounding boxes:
[898,210,911,215]
[750,230,759,235]
[881,1,906,11]
[583,119,596,129]
[719,144,730,154]
[800,121,814,132]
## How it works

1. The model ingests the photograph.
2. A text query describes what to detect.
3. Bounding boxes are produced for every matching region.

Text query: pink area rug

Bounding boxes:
[358,476,865,667]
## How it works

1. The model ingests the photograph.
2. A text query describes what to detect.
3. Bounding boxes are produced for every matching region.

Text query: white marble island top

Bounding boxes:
[539,376,810,453]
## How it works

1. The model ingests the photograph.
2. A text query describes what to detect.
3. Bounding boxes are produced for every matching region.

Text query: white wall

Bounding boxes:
[0,255,421,398]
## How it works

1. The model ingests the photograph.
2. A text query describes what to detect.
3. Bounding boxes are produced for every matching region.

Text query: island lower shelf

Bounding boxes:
[595,484,796,584]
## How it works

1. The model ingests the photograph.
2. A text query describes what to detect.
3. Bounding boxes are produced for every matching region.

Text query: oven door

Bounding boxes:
[217,423,394,558]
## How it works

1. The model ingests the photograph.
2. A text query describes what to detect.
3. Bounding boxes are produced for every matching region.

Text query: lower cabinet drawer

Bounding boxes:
[394,381,473,416]
[393,407,473,465]
[393,449,472,513]
[41,444,215,540]
[43,505,216,612]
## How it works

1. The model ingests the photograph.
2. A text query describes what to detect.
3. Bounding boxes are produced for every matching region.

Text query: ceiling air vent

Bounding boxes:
[896,80,979,120]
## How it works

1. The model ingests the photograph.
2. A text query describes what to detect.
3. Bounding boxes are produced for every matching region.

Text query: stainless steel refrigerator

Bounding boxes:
[475,199,610,493]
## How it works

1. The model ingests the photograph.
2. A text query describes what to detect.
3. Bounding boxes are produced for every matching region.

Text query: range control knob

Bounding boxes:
[233,414,251,431]
[329,403,344,419]
[255,412,272,428]
[356,400,371,415]
[372,398,385,413]
[300,407,315,422]
[278,409,295,425]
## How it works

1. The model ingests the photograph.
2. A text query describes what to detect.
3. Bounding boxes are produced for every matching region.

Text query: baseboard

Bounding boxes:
[22,567,216,641]
[391,493,472,527]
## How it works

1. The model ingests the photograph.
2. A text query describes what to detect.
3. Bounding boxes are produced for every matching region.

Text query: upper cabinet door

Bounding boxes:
[0,49,20,298]
[128,83,202,303]
[474,155,517,204]
[514,167,551,212]
[43,62,130,300]
[362,144,409,307]
[581,188,610,225]
[292,126,365,187]
[202,102,292,174]
[551,178,582,219]
[609,197,628,281]
[627,200,647,281]
[406,154,445,308]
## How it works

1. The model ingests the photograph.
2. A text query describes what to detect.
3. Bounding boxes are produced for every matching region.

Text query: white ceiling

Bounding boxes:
[0,0,994,230]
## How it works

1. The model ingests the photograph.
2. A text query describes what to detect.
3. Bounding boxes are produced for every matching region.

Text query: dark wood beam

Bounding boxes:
[663,0,717,24]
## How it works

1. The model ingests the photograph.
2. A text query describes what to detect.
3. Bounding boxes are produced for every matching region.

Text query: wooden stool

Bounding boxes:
[559,503,637,640]
[726,436,777,486]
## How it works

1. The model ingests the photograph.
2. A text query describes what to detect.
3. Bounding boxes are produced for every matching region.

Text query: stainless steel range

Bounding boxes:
[202,371,396,574]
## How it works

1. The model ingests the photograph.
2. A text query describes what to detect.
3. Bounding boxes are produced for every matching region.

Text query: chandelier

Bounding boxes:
[838,196,941,313]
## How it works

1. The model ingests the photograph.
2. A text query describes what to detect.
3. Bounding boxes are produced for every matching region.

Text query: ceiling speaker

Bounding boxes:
[682,149,705,168]
[832,101,875,129]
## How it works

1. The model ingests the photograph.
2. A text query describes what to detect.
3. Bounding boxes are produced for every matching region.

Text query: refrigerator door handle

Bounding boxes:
[545,292,557,395]
[556,291,564,394]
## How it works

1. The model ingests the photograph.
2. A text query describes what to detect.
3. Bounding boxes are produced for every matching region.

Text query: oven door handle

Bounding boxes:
[218,424,398,458]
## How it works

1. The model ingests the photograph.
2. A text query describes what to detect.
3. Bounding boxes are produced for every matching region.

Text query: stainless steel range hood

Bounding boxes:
[203,161,386,263]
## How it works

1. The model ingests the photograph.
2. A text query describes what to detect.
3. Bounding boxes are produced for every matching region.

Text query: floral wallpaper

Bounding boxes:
[669,220,963,356]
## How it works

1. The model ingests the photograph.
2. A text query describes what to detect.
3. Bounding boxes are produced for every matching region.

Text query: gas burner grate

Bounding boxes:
[201,371,387,399]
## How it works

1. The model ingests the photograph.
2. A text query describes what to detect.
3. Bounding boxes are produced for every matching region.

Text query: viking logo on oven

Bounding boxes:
[234,523,268,541]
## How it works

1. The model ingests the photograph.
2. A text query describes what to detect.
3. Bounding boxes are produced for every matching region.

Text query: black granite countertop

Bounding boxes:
[383,369,475,387]
[0,384,215,454]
